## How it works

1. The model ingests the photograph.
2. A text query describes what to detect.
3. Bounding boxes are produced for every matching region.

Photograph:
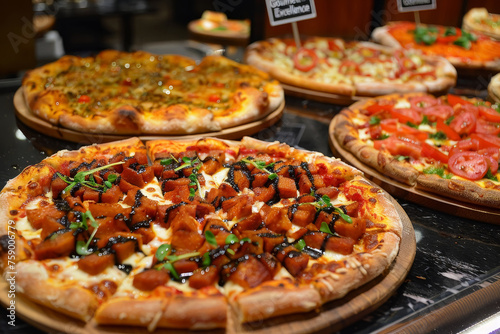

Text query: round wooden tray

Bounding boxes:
[329,114,500,224]
[188,20,249,46]
[13,88,284,144]
[281,83,365,105]
[0,197,415,333]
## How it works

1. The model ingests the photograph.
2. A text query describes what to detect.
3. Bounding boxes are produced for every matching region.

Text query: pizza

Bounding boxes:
[244,37,456,97]
[191,10,250,38]
[21,51,283,135]
[334,92,500,209]
[0,137,403,330]
[372,21,500,72]
[488,73,500,103]
[463,8,500,41]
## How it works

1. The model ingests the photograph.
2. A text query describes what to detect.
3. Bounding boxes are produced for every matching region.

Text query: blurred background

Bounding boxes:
[2,0,500,80]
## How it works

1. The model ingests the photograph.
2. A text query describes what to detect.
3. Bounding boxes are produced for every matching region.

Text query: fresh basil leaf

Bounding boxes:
[453,36,471,49]
[421,115,429,125]
[406,121,418,128]
[369,116,381,125]
[202,252,211,267]
[335,207,353,224]
[155,244,171,261]
[485,169,498,182]
[76,240,93,256]
[445,116,455,125]
[205,230,217,247]
[429,131,447,140]
[396,155,410,161]
[294,239,306,251]
[320,222,333,234]
[160,158,174,165]
[225,234,239,245]
[444,27,457,36]
[421,34,437,45]
[164,262,179,280]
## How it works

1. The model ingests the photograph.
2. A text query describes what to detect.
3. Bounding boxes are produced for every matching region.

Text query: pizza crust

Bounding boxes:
[488,73,500,103]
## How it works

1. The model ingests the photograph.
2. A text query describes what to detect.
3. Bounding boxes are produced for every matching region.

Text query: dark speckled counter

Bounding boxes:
[1,80,499,333]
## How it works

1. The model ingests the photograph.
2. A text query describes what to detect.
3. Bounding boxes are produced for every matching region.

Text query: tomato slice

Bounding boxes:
[78,95,91,103]
[409,95,439,111]
[293,48,318,72]
[478,105,500,122]
[373,136,421,159]
[470,133,500,149]
[448,151,489,180]
[475,118,500,136]
[398,124,428,142]
[436,35,458,44]
[477,148,499,174]
[390,108,422,124]
[449,110,476,135]
[422,105,453,121]
[448,138,480,157]
[436,118,461,141]
[365,103,394,115]
[447,94,472,107]
[421,142,448,163]
[380,118,398,133]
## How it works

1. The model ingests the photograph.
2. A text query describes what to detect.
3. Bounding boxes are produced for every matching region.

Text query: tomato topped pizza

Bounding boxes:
[0,137,403,330]
[191,10,250,37]
[21,51,283,135]
[334,93,500,208]
[463,8,500,41]
[372,22,500,72]
[244,37,456,97]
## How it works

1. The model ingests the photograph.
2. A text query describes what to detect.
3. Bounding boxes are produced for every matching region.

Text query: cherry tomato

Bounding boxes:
[421,142,448,163]
[449,111,476,135]
[478,105,500,122]
[373,136,421,160]
[208,94,220,103]
[448,151,489,180]
[422,105,453,121]
[293,48,318,72]
[475,118,500,136]
[409,95,439,111]
[78,95,91,103]
[447,94,472,107]
[390,108,422,124]
[470,133,500,149]
[436,118,461,141]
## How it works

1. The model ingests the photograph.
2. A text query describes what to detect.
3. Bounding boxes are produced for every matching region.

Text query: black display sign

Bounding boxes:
[265,0,317,26]
[397,0,436,12]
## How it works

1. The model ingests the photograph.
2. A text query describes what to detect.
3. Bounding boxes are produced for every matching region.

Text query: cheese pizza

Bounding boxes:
[22,51,283,135]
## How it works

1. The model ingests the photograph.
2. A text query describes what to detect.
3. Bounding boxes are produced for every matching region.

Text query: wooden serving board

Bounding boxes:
[0,197,415,334]
[13,88,284,144]
[281,83,365,105]
[329,114,500,224]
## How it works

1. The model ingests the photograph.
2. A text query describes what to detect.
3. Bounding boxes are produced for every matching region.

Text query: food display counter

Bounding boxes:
[1,74,499,332]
